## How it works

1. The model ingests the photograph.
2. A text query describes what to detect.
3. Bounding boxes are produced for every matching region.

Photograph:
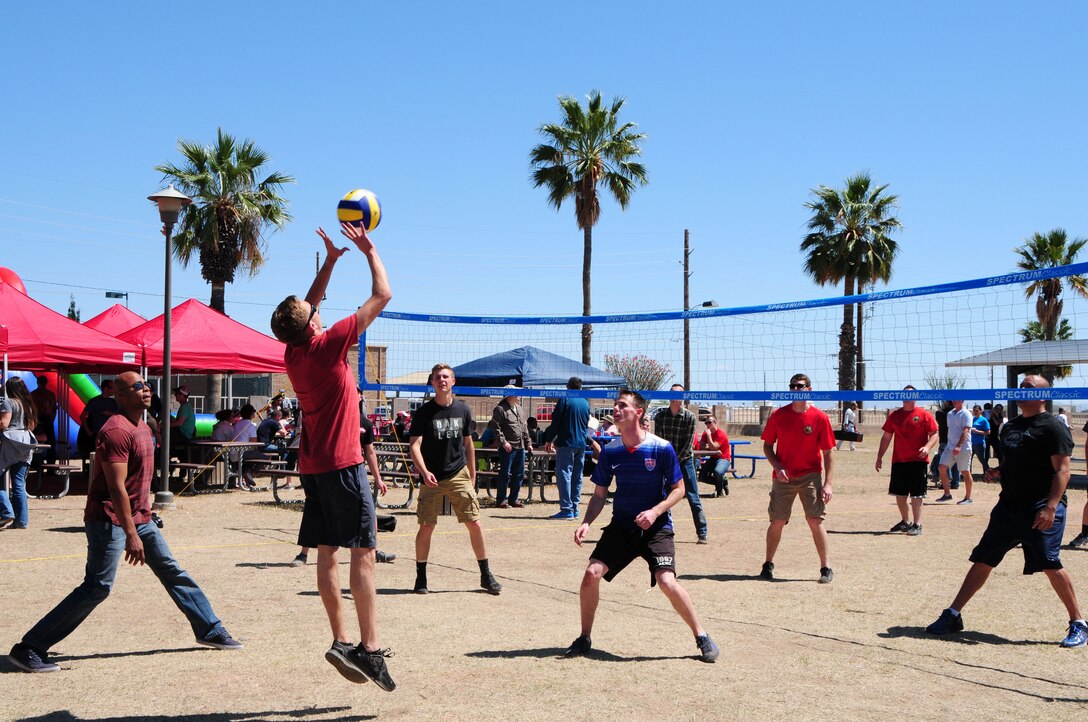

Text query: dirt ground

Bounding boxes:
[3,438,1088,721]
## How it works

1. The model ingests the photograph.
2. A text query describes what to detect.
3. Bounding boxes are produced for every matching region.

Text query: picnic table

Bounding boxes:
[186,440,265,490]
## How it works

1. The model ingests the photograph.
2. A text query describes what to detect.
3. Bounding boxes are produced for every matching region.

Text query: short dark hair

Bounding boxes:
[240,404,257,419]
[567,377,583,390]
[789,373,810,387]
[618,387,647,414]
[903,385,916,391]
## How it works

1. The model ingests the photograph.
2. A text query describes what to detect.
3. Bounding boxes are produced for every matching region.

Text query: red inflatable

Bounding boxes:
[0,267,27,294]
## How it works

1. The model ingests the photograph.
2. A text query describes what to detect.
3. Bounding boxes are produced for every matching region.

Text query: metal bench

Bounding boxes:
[730,454,767,479]
[28,462,80,499]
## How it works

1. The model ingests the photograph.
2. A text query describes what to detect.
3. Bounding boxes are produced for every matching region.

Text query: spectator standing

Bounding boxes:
[30,375,58,463]
[1057,408,1071,429]
[408,363,503,596]
[269,222,394,690]
[836,401,858,451]
[969,404,991,485]
[7,372,242,673]
[932,402,961,489]
[0,377,38,530]
[79,379,117,457]
[937,400,974,503]
[875,386,939,536]
[990,404,1006,465]
[759,373,836,584]
[1069,420,1088,550]
[653,384,709,544]
[925,375,1087,648]
[542,377,591,519]
[488,386,532,509]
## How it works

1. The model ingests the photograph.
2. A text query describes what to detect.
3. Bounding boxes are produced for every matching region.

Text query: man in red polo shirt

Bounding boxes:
[759,373,836,584]
[876,385,939,536]
[270,222,394,691]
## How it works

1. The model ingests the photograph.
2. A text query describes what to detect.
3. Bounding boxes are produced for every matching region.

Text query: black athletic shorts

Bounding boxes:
[969,498,1066,575]
[888,461,928,498]
[590,520,676,588]
[297,463,377,549]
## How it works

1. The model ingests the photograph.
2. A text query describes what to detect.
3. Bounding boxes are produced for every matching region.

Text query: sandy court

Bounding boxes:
[3,439,1088,720]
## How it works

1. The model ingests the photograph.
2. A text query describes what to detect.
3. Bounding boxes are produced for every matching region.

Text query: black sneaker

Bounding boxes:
[481,573,503,595]
[1067,533,1088,549]
[376,550,396,564]
[926,609,964,635]
[818,567,834,584]
[290,553,307,567]
[907,523,923,536]
[414,575,429,594]
[8,643,59,673]
[325,640,368,684]
[565,635,592,658]
[889,520,911,533]
[759,561,774,581]
[351,646,396,691]
[197,630,243,650]
[695,634,720,663]
[935,493,953,502]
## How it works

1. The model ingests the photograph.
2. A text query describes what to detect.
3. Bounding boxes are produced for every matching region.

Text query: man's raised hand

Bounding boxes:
[339,221,375,254]
[316,227,350,261]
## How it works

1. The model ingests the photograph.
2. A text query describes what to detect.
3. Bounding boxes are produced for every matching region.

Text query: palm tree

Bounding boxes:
[1013,229,1088,342]
[155,129,294,408]
[1019,319,1074,379]
[800,172,902,391]
[530,91,648,365]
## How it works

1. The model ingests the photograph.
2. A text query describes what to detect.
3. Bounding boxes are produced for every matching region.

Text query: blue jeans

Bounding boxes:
[555,446,585,515]
[0,462,29,527]
[680,458,708,539]
[22,520,224,653]
[496,447,526,504]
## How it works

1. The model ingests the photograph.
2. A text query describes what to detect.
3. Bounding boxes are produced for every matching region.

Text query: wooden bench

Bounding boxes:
[28,462,80,499]
[172,462,216,491]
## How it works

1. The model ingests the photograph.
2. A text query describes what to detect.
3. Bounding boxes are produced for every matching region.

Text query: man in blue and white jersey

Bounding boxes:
[565,388,719,663]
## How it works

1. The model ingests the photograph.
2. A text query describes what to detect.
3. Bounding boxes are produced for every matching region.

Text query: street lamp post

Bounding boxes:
[148,184,192,508]
[105,290,129,308]
[684,299,718,391]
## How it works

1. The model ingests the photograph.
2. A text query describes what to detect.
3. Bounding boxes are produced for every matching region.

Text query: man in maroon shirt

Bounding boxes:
[270,222,394,691]
[8,372,241,673]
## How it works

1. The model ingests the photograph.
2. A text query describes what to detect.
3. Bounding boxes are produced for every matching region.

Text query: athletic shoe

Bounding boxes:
[695,634,720,663]
[0,517,14,530]
[351,646,396,692]
[549,511,575,520]
[197,630,243,650]
[818,567,834,584]
[8,643,59,673]
[759,561,774,581]
[481,573,503,595]
[935,494,953,502]
[889,520,911,533]
[907,524,923,536]
[326,640,368,683]
[290,553,307,567]
[926,609,964,635]
[565,635,592,658]
[697,535,709,545]
[957,498,973,505]
[1060,620,1088,648]
[376,550,396,564]
[1067,533,1088,549]
[413,575,429,594]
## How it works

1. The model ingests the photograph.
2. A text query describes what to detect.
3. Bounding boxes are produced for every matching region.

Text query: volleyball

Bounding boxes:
[337,188,381,231]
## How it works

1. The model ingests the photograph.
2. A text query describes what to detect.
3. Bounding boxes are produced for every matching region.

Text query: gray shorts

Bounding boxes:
[939,443,972,471]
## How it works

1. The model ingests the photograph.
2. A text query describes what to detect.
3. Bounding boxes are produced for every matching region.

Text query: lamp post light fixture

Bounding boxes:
[105,290,129,308]
[147,184,192,508]
[683,299,718,392]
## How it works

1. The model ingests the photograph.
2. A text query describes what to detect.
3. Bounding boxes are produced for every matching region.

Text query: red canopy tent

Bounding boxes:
[0,282,140,371]
[117,299,286,373]
[83,304,147,336]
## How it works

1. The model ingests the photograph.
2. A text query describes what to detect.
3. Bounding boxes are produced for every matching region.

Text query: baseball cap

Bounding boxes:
[172,384,190,396]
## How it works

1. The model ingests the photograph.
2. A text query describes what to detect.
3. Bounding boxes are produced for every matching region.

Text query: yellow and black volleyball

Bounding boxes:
[336,188,382,231]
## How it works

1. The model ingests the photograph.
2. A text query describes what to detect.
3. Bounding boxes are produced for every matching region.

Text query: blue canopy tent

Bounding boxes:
[452,346,626,388]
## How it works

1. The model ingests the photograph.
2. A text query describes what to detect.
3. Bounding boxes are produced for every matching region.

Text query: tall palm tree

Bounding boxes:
[1019,318,1074,379]
[1013,229,1088,341]
[800,172,902,391]
[155,129,293,408]
[530,91,648,365]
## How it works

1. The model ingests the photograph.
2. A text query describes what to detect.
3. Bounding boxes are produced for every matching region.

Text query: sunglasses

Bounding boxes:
[121,381,151,393]
[307,303,319,325]
[788,383,809,390]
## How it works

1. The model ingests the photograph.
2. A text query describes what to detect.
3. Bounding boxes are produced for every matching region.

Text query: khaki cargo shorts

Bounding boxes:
[417,466,481,526]
[768,471,826,522]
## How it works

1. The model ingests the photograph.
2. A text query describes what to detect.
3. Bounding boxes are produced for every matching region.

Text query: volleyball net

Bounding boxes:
[358,263,1088,405]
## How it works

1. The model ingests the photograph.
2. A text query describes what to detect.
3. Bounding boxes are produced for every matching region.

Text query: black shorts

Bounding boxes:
[590,521,676,588]
[969,498,1066,575]
[297,464,377,549]
[888,461,928,498]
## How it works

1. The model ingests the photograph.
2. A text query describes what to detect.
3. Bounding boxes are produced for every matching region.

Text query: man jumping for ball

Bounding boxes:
[566,388,719,663]
[270,223,394,691]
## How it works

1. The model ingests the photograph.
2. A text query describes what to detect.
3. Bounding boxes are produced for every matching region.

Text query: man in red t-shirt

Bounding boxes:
[699,415,732,497]
[875,385,939,536]
[270,222,394,691]
[9,372,241,674]
[759,373,836,584]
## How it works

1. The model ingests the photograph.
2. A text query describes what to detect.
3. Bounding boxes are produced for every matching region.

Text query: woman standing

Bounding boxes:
[0,377,39,529]
[836,401,858,451]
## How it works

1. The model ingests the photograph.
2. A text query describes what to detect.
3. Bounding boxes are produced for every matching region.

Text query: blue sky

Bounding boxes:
[2,1,1086,348]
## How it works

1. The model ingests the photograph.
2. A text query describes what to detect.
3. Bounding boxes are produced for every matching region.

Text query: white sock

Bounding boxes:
[947,608,961,617]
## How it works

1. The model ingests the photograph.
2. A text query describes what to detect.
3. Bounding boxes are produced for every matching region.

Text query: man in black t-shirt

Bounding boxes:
[408,363,502,596]
[926,375,1087,648]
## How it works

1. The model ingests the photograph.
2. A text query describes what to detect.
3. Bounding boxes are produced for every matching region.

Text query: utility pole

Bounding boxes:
[683,229,691,391]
